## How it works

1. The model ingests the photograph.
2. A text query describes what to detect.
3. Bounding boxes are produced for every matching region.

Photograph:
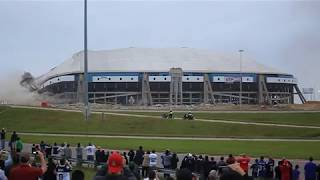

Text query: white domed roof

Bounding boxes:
[38,48,284,82]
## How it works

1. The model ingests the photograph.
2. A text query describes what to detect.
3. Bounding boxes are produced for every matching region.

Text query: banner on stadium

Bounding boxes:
[302,88,314,94]
[225,77,241,83]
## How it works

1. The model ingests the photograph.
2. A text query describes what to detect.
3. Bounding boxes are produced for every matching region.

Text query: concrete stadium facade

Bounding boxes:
[36,48,306,105]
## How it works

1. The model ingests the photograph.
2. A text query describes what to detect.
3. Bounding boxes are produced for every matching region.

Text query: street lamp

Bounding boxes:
[318,90,320,101]
[239,50,244,110]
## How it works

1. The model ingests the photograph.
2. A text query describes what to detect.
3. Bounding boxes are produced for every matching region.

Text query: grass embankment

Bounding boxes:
[0,107,319,138]
[108,111,320,126]
[20,135,320,160]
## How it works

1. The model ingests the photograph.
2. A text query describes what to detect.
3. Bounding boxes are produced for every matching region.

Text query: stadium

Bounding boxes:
[36,48,306,105]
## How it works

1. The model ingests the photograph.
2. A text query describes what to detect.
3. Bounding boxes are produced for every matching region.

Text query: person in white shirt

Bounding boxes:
[149,150,158,171]
[85,143,96,161]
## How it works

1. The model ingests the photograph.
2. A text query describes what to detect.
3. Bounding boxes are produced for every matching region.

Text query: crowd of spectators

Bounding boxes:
[1,130,320,180]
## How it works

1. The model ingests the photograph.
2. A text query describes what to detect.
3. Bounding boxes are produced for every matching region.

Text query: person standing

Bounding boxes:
[266,157,275,179]
[42,157,56,180]
[45,144,52,158]
[9,151,47,180]
[134,146,144,166]
[226,154,235,165]
[171,153,179,170]
[236,154,250,174]
[9,131,17,152]
[257,156,267,178]
[15,137,23,153]
[305,157,317,180]
[149,150,158,171]
[128,149,135,162]
[0,128,5,150]
[161,149,172,178]
[56,159,72,180]
[64,144,72,161]
[292,165,300,180]
[161,149,172,169]
[279,159,292,180]
[85,143,96,161]
[142,151,150,178]
[58,143,66,158]
[75,143,83,167]
[52,142,59,156]
[251,159,259,178]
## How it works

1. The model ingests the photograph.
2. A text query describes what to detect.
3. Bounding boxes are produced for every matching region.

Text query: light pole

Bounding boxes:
[83,0,89,121]
[318,90,320,101]
[239,50,244,110]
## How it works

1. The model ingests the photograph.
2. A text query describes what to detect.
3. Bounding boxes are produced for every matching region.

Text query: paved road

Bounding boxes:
[8,105,320,129]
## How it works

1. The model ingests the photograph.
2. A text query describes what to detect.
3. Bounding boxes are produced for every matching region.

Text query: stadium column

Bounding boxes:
[203,74,215,104]
[142,73,153,105]
[169,68,183,105]
[258,74,269,104]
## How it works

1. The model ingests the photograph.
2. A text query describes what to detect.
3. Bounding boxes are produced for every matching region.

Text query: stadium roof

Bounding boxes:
[37,48,285,83]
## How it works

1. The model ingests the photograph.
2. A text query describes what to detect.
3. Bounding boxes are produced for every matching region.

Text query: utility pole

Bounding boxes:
[83,0,89,121]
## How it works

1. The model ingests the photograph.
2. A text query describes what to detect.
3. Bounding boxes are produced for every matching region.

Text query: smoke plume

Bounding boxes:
[0,71,40,105]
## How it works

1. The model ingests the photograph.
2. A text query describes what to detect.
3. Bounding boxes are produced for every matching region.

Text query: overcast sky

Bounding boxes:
[0,0,320,99]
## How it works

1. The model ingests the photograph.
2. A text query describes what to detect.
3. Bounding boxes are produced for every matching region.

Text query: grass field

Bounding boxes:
[20,135,320,159]
[107,111,320,126]
[0,107,319,138]
[1,106,320,160]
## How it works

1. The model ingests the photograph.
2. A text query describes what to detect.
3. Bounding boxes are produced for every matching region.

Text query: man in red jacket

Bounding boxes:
[9,151,47,180]
[237,154,251,173]
[279,159,292,180]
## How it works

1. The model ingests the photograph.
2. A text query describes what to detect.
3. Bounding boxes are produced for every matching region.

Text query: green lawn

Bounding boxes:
[0,107,320,138]
[0,106,9,113]
[107,111,320,126]
[20,135,320,160]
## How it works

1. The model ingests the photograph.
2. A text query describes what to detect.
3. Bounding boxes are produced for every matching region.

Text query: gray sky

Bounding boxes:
[1,0,320,99]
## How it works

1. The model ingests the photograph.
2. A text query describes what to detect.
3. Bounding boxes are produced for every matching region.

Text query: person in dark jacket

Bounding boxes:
[170,153,179,170]
[42,157,56,180]
[304,157,317,180]
[275,161,282,180]
[127,150,135,162]
[9,131,18,151]
[133,146,144,166]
